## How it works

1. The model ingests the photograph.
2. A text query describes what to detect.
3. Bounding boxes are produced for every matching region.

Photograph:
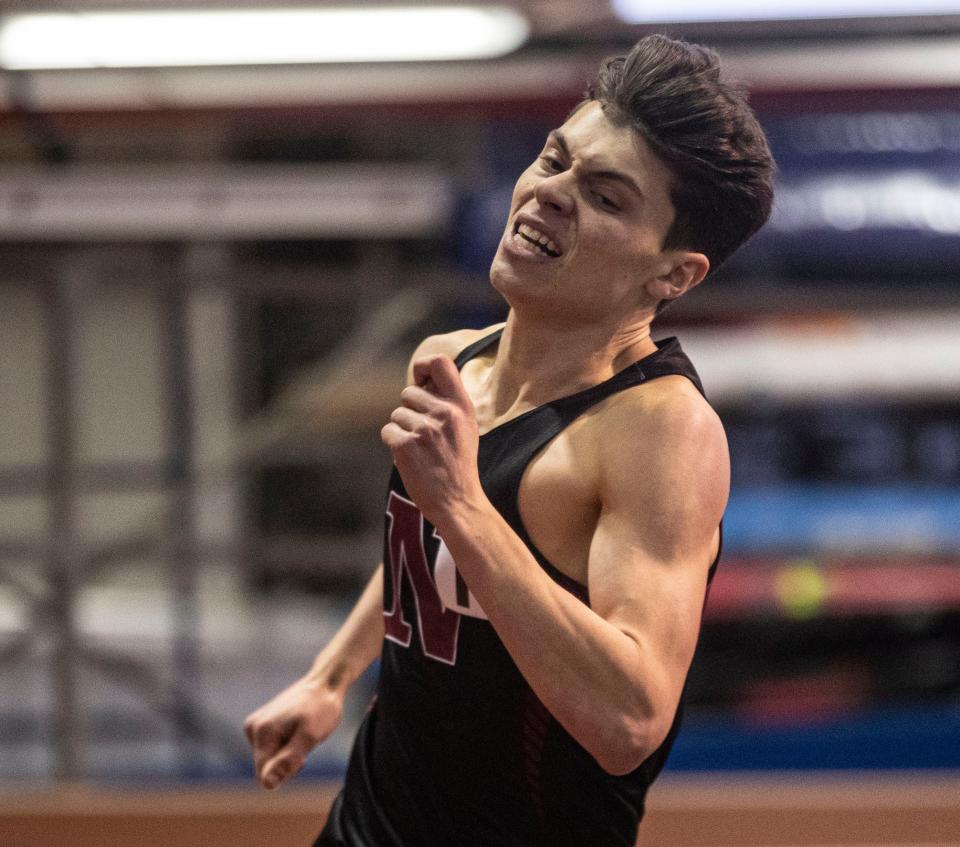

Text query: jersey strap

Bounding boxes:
[454,327,705,396]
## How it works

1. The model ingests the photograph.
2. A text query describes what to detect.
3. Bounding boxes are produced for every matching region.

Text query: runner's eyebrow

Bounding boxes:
[546,129,571,158]
[546,129,646,201]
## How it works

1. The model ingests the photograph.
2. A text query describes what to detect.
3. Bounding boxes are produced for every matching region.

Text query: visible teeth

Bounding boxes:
[516,222,561,257]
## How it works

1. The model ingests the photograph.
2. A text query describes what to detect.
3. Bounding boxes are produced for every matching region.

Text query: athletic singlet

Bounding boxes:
[322,330,719,847]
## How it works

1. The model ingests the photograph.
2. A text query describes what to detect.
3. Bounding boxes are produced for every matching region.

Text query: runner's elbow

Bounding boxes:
[594,712,670,776]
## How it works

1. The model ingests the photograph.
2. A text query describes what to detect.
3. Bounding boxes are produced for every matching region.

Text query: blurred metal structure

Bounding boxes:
[44,263,83,780]
[160,272,205,773]
[0,165,453,240]
[0,260,239,778]
[0,265,448,778]
[0,35,477,765]
[5,36,960,113]
[0,154,467,779]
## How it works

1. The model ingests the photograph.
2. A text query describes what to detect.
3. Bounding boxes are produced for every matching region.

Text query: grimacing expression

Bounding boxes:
[489,101,705,322]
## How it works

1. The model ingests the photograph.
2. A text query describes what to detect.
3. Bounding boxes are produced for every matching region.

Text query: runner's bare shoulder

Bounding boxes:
[405,324,505,384]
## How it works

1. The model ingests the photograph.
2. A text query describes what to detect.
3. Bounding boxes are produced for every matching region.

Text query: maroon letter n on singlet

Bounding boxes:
[383,491,461,665]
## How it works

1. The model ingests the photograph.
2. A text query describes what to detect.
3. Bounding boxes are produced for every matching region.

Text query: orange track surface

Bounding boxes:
[1,773,958,847]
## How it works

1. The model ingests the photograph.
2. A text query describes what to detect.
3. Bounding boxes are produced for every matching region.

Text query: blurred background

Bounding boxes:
[0,1,959,844]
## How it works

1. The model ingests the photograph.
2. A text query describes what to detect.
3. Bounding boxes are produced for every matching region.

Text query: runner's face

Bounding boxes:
[490,101,681,322]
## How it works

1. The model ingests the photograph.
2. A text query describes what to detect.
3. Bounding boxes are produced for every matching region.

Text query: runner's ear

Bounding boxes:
[647,251,709,304]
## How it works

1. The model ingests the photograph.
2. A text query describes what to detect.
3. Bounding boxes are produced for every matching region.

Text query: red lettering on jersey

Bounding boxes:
[383,491,461,665]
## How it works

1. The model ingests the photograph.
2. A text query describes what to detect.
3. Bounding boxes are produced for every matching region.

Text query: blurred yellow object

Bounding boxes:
[775,560,827,619]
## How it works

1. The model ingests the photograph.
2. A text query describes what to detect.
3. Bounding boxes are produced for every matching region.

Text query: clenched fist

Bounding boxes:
[243,677,343,790]
[380,354,485,526]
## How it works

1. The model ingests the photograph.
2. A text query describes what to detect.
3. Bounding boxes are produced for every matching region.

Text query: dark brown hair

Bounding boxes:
[586,34,775,277]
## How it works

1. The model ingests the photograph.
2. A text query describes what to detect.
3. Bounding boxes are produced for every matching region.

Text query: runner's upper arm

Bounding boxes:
[587,386,729,750]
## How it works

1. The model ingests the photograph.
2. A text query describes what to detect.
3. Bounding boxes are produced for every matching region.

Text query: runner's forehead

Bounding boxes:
[547,102,673,205]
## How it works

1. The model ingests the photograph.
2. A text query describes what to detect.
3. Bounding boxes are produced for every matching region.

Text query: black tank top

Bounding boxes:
[331,330,718,847]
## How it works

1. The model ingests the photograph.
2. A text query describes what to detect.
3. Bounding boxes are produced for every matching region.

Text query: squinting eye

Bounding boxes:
[594,192,619,210]
[539,155,563,172]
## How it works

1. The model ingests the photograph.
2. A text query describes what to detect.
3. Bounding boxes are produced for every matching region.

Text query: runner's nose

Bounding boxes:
[534,171,575,216]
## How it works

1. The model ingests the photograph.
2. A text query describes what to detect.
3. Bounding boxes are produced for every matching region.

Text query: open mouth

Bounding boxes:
[512,221,562,258]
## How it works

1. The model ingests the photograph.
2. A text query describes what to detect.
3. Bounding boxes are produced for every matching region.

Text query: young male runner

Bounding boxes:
[245,34,775,846]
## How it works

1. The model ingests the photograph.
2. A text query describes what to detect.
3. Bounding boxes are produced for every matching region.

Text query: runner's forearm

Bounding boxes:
[436,506,669,775]
[304,564,384,695]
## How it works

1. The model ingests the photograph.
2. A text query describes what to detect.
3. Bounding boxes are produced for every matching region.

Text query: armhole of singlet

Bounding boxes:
[453,327,504,370]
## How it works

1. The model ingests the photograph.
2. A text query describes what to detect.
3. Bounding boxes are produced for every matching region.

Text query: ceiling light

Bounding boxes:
[0,6,530,70]
[612,0,960,23]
